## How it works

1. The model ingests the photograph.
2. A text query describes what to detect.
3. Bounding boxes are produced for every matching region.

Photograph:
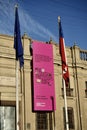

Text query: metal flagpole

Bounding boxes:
[58,16,69,130]
[16,60,19,130]
[63,78,69,130]
[14,4,24,130]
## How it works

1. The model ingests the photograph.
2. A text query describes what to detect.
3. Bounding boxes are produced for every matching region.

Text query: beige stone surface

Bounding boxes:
[0,34,87,130]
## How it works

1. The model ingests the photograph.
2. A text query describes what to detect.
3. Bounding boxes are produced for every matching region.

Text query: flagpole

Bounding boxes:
[16,60,19,130]
[58,16,69,130]
[63,78,69,130]
[14,4,20,130]
[14,4,24,130]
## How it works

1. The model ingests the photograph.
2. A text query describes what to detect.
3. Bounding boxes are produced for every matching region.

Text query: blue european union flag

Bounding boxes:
[14,5,24,68]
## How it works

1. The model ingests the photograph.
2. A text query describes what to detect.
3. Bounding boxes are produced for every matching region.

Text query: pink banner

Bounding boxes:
[32,41,56,111]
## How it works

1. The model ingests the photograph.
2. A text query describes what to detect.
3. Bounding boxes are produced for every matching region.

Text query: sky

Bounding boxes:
[0,0,87,49]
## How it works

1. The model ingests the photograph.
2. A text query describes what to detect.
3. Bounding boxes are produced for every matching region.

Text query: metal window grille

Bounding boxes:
[62,88,73,97]
[63,107,75,129]
[36,112,48,130]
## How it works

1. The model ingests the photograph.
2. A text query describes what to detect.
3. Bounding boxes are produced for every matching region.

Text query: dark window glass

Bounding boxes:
[36,112,48,130]
[63,107,75,129]
[62,88,73,97]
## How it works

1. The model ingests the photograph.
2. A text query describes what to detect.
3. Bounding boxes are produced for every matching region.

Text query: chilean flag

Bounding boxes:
[58,16,69,87]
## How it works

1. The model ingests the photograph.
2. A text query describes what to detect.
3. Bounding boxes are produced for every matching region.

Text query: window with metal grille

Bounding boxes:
[62,88,73,97]
[63,107,75,129]
[36,112,48,130]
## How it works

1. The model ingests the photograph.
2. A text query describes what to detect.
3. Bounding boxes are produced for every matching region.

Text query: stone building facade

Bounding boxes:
[0,34,87,130]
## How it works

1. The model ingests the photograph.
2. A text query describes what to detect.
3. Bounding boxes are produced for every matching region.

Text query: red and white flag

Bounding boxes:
[58,16,69,87]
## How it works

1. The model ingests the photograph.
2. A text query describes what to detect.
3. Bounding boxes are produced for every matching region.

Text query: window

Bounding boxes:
[0,106,16,130]
[85,81,87,98]
[36,112,48,130]
[62,88,73,97]
[49,113,53,130]
[63,107,74,129]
